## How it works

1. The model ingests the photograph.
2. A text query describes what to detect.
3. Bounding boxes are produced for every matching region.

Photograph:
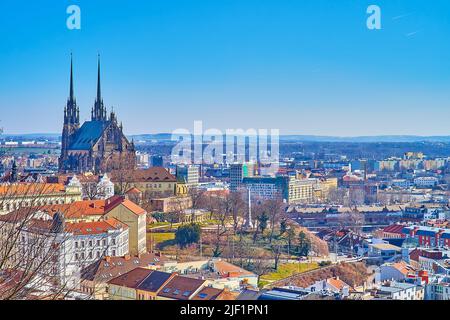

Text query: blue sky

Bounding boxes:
[1,0,450,136]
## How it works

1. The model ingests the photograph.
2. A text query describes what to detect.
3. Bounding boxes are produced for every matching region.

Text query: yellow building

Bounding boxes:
[104,196,147,256]
[0,182,82,215]
[111,167,177,197]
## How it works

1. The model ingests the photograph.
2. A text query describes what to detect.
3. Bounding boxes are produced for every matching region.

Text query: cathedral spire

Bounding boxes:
[92,54,107,121]
[97,54,102,104]
[65,53,79,125]
[70,53,74,103]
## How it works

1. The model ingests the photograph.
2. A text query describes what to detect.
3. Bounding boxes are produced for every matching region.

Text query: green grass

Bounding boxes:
[148,222,171,229]
[260,262,319,282]
[147,232,175,244]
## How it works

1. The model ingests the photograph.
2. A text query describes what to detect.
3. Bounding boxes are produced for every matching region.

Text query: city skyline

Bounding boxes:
[1,1,450,136]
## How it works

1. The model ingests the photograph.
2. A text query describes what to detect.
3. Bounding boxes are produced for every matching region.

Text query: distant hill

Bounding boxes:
[279,135,450,143]
[4,133,450,143]
[129,134,450,143]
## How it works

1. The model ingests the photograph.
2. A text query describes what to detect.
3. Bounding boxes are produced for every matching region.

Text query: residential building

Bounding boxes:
[104,196,147,255]
[377,261,416,282]
[156,275,207,300]
[148,196,192,213]
[414,177,439,188]
[368,243,402,261]
[0,182,82,215]
[67,218,129,266]
[80,252,169,299]
[111,167,177,196]
[376,281,424,300]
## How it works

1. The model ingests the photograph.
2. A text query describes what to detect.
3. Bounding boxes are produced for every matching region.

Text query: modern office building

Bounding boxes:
[229,162,255,191]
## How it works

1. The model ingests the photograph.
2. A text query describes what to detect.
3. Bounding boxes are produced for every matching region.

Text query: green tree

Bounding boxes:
[279,219,288,236]
[285,227,296,256]
[175,223,201,248]
[297,231,311,257]
[257,211,269,236]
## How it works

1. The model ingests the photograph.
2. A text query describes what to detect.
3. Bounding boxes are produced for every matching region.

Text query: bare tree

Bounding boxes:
[262,199,284,244]
[0,183,115,300]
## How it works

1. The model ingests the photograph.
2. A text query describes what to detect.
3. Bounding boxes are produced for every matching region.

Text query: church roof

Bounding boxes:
[68,120,109,150]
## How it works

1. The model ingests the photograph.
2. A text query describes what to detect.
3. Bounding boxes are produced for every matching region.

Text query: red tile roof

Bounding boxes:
[383,224,405,234]
[82,253,169,282]
[0,183,67,196]
[40,200,106,219]
[65,218,127,236]
[327,277,349,290]
[105,196,146,216]
[158,275,206,300]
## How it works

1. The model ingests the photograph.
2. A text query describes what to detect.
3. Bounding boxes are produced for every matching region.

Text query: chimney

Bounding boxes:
[124,254,131,261]
[105,256,111,263]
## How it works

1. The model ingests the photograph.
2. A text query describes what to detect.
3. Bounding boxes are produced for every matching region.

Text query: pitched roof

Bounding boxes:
[81,253,168,282]
[390,261,416,276]
[65,218,127,236]
[40,200,107,219]
[110,167,176,183]
[68,120,109,150]
[158,275,206,300]
[370,243,401,251]
[327,277,349,290]
[383,224,405,234]
[0,183,67,196]
[105,196,146,216]
[125,187,142,195]
[107,267,153,288]
[136,270,173,293]
[212,260,256,278]
[191,287,224,300]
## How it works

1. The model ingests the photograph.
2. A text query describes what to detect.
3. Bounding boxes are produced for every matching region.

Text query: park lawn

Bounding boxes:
[148,222,171,229]
[147,232,175,245]
[260,262,319,282]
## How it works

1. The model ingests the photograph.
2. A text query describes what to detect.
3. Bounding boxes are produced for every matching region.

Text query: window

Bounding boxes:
[112,239,116,245]
[81,241,85,248]
[75,241,79,248]
[103,239,107,246]
[88,251,93,259]
[96,251,100,258]
[112,250,116,256]
[97,240,101,246]
[89,240,93,247]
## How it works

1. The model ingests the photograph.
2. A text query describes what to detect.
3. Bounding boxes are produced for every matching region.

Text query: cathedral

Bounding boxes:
[59,56,136,173]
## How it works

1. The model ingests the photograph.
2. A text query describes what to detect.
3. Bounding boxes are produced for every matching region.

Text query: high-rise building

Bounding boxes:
[229,162,255,191]
[176,165,199,186]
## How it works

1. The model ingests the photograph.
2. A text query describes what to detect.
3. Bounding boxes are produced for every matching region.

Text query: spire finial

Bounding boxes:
[69,53,74,102]
[97,54,101,103]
